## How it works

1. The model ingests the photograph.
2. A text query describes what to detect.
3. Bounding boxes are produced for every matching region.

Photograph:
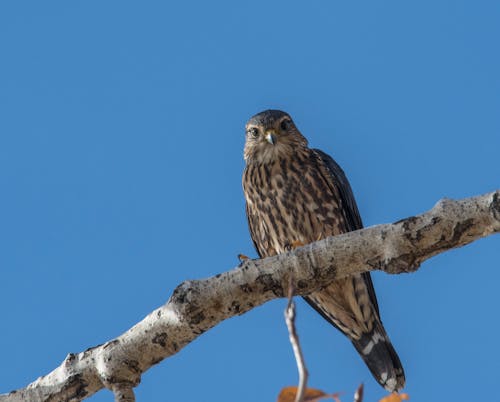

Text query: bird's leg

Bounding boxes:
[291,240,305,249]
[285,234,324,252]
[237,254,251,268]
[237,254,250,262]
[285,240,305,251]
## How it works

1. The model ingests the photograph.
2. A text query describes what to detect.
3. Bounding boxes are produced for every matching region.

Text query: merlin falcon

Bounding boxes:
[242,109,405,392]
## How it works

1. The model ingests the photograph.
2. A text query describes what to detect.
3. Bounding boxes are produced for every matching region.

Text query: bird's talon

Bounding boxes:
[285,240,305,251]
[238,254,249,262]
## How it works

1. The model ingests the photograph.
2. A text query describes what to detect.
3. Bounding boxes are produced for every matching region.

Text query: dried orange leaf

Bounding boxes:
[379,392,410,402]
[277,387,298,402]
[277,386,340,402]
[330,392,342,402]
[303,388,329,399]
[278,387,324,402]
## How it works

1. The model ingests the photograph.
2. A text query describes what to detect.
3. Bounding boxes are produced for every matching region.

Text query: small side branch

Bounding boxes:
[353,383,364,402]
[112,384,135,402]
[1,191,498,401]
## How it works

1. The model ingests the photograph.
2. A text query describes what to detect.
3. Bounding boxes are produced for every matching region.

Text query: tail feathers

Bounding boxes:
[352,324,405,392]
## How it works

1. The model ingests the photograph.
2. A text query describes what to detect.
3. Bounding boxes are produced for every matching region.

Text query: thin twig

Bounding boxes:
[285,280,309,402]
[111,384,135,402]
[353,383,364,402]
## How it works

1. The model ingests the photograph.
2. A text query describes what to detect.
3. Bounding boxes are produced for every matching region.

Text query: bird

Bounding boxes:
[242,109,405,392]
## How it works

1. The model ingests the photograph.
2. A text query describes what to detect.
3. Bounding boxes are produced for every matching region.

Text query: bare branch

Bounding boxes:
[1,191,498,402]
[285,282,309,402]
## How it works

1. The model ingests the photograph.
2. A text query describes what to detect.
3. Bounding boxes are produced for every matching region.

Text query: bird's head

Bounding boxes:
[243,109,308,164]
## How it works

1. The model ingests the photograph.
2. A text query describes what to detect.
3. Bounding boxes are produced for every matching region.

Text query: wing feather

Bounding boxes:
[312,148,380,317]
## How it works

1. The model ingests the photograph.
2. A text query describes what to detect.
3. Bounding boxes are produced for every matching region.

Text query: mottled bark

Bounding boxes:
[1,191,498,402]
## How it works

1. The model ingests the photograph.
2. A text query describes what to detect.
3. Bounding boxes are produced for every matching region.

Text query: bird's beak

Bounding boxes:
[265,131,277,145]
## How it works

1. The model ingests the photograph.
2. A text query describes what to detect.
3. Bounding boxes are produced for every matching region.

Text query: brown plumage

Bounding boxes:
[242,109,405,392]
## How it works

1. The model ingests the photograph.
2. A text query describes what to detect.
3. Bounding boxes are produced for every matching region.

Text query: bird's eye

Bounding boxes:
[247,127,259,138]
[280,118,292,131]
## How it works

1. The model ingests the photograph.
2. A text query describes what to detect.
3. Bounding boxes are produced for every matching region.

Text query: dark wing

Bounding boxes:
[312,148,380,316]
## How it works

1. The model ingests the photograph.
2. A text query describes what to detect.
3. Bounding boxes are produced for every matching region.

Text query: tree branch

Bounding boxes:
[1,191,498,402]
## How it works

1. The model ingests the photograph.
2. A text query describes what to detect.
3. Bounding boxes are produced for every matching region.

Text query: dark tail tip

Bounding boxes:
[352,328,405,392]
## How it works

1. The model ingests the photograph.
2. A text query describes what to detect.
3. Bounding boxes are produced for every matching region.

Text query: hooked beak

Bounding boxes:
[265,131,277,145]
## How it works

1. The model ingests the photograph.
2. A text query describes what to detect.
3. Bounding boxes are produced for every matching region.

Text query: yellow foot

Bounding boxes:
[291,240,305,248]
[285,240,305,251]
[237,254,249,262]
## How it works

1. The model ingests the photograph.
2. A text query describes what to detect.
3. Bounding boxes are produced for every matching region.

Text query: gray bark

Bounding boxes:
[1,191,498,402]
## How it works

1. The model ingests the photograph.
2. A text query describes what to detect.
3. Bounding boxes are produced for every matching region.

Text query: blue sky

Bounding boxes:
[0,1,498,401]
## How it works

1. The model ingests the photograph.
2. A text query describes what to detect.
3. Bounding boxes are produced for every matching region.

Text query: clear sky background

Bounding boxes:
[0,1,498,401]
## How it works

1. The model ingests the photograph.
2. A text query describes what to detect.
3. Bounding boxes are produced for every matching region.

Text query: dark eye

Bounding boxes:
[247,127,259,138]
[280,118,292,131]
